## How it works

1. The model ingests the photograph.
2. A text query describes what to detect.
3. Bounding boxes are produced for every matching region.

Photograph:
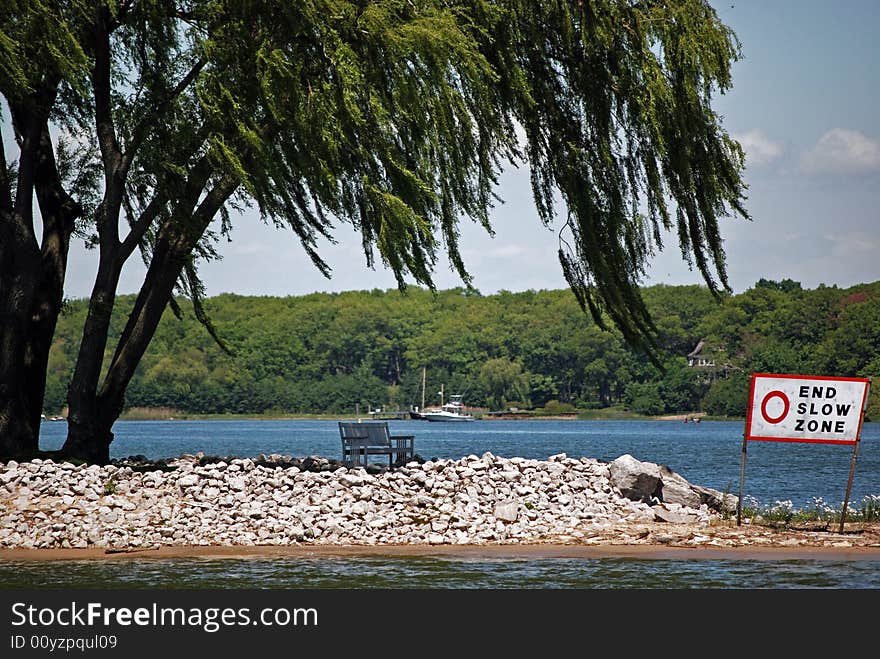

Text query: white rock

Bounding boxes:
[493,500,519,523]
[177,474,200,488]
[340,474,364,487]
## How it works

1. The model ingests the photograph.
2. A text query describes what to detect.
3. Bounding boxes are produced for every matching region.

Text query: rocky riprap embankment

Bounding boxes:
[0,452,734,550]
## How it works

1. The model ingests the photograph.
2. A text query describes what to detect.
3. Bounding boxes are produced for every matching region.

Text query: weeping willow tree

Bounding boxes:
[0,0,748,462]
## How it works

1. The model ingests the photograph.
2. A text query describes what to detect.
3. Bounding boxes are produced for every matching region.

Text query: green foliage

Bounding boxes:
[0,0,91,101]
[624,382,666,416]
[740,495,880,526]
[43,281,880,418]
[539,400,577,416]
[857,495,880,523]
[657,360,704,412]
[622,358,705,415]
[478,357,529,410]
[5,0,748,356]
[701,371,750,418]
[755,278,803,294]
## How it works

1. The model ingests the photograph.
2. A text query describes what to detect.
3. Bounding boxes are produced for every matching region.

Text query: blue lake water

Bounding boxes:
[10,418,879,590]
[37,417,880,509]
[2,555,880,589]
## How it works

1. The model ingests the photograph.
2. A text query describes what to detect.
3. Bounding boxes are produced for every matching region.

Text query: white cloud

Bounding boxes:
[800,128,880,174]
[482,244,528,259]
[734,129,782,166]
[228,241,270,256]
[823,231,880,256]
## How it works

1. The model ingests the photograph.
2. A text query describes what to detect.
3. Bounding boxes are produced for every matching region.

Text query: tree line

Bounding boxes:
[42,279,880,420]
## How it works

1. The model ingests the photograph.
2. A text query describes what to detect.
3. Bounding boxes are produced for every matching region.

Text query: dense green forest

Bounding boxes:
[43,280,880,419]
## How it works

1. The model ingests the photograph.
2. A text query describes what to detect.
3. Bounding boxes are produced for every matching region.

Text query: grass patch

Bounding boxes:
[121,407,187,420]
[740,495,880,527]
[576,408,644,420]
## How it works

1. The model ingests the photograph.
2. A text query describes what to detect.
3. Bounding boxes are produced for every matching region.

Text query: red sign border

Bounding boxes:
[744,372,871,445]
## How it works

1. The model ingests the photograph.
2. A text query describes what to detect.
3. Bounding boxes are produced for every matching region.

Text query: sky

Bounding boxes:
[11,1,880,300]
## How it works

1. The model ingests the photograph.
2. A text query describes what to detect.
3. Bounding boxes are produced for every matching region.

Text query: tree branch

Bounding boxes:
[98,172,240,410]
[91,6,124,243]
[92,8,122,180]
[35,123,82,245]
[123,58,206,170]
[0,132,11,215]
[6,83,58,248]
[118,193,164,261]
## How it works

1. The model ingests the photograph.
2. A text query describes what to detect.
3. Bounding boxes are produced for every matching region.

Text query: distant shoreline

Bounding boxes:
[105,411,726,422]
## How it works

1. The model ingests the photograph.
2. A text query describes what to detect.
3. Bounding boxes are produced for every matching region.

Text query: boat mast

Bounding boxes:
[438,383,444,407]
[421,366,426,410]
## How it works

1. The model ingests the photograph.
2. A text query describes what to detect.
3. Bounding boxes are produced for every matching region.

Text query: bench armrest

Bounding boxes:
[388,436,415,463]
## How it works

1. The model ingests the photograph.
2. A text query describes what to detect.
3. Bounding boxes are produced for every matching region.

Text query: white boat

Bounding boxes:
[423,391,475,422]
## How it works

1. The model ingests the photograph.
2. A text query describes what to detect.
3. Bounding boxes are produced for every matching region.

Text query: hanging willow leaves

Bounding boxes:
[496,0,749,361]
[1,0,748,459]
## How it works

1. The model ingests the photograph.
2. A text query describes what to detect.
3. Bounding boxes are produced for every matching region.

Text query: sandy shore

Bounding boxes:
[3,519,879,562]
[2,543,879,562]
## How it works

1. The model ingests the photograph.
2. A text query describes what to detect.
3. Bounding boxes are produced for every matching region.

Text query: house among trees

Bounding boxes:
[686,340,715,367]
[686,340,738,383]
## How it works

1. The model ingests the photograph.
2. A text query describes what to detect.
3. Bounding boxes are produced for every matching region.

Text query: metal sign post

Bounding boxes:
[839,437,861,534]
[736,373,760,527]
[839,376,871,534]
[736,432,747,526]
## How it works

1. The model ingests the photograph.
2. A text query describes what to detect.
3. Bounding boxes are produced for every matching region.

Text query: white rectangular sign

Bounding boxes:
[745,373,870,444]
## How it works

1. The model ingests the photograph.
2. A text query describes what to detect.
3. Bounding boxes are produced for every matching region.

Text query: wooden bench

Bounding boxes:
[338,421,415,468]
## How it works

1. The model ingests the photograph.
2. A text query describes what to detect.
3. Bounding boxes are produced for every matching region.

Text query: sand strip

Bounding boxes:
[2,543,880,562]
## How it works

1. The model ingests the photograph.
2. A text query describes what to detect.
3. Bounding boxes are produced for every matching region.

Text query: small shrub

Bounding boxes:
[740,495,880,528]
[540,400,576,415]
[720,480,733,520]
[121,406,185,420]
[856,495,880,522]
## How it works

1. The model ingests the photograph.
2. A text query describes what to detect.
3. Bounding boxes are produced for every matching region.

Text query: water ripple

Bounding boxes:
[1,557,878,589]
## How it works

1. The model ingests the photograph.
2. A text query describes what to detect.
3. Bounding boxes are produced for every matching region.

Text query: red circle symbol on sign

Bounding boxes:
[760,390,790,424]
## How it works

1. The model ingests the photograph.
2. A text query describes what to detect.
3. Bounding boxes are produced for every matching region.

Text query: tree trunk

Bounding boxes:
[25,126,79,443]
[62,245,123,464]
[61,4,130,463]
[94,232,190,440]
[93,180,238,443]
[61,174,237,462]
[0,109,59,458]
[0,249,41,457]
[0,248,65,460]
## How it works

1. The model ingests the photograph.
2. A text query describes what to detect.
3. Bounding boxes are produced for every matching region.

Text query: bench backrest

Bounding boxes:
[339,422,369,441]
[338,421,390,446]
[363,422,391,446]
